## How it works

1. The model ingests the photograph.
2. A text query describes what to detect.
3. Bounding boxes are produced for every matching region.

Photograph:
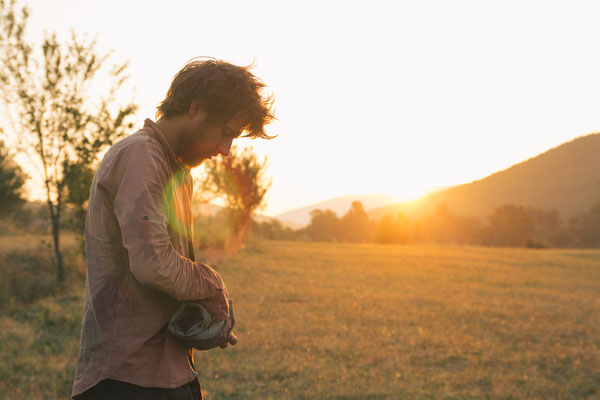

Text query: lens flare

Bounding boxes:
[163,170,193,237]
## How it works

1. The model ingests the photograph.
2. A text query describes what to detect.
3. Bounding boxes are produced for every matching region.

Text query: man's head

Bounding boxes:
[156,58,275,167]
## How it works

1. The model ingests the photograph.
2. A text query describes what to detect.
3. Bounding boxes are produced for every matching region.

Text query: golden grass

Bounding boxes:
[198,241,600,399]
[1,238,599,399]
[0,232,78,253]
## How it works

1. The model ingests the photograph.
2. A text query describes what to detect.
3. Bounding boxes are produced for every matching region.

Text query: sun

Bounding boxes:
[388,183,444,203]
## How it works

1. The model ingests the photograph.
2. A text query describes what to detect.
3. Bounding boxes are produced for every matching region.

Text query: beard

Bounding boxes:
[178,149,205,168]
[173,122,211,168]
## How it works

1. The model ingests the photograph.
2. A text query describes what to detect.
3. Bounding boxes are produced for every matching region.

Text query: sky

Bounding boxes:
[14,0,600,215]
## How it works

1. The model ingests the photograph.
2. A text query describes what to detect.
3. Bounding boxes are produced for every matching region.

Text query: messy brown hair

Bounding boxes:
[156,57,275,139]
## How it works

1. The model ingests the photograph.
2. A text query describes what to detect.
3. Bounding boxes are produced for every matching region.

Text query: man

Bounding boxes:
[71,58,275,400]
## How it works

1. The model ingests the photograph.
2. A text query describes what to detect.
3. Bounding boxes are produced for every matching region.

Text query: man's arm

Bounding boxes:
[107,140,229,320]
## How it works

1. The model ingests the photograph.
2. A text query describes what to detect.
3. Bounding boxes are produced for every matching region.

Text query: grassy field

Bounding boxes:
[1,237,599,399]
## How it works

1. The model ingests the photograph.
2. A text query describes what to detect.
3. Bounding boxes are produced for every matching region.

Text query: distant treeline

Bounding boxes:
[252,200,600,249]
[7,199,599,250]
[0,202,83,236]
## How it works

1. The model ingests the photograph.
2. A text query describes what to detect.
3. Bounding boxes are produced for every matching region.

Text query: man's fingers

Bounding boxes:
[219,318,236,349]
[220,320,231,339]
[227,332,238,345]
[219,332,237,349]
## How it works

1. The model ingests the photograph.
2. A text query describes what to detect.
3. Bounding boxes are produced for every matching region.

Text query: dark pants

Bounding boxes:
[74,377,202,400]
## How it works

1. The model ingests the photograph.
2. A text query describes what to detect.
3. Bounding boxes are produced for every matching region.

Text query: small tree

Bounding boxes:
[198,145,271,248]
[484,204,535,247]
[0,0,137,281]
[63,162,95,256]
[304,209,341,242]
[339,201,372,242]
[0,139,26,218]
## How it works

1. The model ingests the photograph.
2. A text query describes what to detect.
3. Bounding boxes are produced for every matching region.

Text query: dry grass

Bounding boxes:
[0,232,78,253]
[199,241,600,399]
[1,238,599,399]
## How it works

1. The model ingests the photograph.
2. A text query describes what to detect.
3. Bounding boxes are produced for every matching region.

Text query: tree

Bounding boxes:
[62,164,95,233]
[0,0,137,282]
[376,212,412,244]
[251,218,297,241]
[412,204,478,245]
[569,201,600,248]
[419,204,457,244]
[526,207,567,248]
[198,145,271,248]
[339,201,372,242]
[484,204,535,247]
[304,209,341,242]
[0,139,25,218]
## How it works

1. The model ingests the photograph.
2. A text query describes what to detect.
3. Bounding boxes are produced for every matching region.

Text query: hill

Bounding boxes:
[371,133,600,221]
[276,194,398,227]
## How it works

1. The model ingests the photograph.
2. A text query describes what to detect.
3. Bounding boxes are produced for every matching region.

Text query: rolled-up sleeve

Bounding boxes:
[108,141,229,320]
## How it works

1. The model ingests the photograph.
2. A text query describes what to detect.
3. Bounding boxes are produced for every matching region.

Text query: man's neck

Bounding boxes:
[155,117,183,157]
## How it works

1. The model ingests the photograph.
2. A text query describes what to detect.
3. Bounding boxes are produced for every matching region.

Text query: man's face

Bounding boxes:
[177,110,245,168]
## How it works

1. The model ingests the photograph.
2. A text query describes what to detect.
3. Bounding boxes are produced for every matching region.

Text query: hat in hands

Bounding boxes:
[168,298,235,351]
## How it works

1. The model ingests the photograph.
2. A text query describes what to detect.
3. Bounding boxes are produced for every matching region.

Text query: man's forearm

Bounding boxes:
[128,241,225,302]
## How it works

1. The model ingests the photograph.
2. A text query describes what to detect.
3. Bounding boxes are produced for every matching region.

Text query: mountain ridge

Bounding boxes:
[369,132,600,221]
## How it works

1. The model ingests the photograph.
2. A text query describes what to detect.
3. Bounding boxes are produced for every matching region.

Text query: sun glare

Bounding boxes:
[387,181,446,204]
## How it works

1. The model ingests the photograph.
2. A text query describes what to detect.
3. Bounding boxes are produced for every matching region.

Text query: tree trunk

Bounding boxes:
[47,201,65,282]
[227,211,252,251]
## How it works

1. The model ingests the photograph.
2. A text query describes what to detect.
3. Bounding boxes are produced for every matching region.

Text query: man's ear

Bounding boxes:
[188,102,208,122]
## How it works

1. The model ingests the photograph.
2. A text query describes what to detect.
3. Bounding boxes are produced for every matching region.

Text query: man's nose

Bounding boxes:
[216,139,233,157]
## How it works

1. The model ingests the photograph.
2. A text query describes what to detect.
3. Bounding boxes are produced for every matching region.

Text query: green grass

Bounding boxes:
[1,238,599,399]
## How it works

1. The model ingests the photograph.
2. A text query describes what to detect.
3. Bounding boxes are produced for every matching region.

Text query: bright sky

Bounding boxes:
[18,0,600,215]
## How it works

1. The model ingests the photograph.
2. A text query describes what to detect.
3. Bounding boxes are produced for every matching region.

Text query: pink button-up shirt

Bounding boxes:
[71,119,229,398]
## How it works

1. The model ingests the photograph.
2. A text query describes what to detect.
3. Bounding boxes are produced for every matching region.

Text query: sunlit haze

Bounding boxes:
[14,0,600,215]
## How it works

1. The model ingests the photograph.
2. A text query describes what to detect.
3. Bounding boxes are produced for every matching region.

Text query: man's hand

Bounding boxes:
[219,318,238,349]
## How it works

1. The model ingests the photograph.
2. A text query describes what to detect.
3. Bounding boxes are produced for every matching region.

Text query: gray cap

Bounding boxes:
[168,298,235,351]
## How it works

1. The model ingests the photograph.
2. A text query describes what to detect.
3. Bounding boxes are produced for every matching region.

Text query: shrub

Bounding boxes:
[0,250,59,307]
[525,238,548,249]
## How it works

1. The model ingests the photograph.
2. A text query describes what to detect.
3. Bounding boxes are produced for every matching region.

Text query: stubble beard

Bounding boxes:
[175,122,208,168]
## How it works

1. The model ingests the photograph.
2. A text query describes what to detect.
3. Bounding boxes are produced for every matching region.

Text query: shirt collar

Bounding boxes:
[143,118,189,172]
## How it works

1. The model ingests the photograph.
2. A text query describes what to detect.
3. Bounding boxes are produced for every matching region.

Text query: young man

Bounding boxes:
[71,58,274,400]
